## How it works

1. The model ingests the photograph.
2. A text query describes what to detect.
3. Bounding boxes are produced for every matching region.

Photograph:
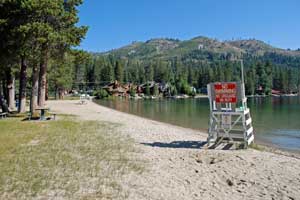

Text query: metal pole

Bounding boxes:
[240,59,247,107]
[240,59,244,86]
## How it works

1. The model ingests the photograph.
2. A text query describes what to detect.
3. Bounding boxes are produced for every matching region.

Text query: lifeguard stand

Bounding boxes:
[207,81,254,149]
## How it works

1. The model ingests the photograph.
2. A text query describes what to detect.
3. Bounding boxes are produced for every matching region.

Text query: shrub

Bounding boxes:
[152,84,159,96]
[181,83,192,95]
[129,87,136,97]
[170,85,178,96]
[95,89,109,99]
[145,84,151,96]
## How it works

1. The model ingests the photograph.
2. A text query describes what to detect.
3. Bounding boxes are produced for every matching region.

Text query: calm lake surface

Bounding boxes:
[95,96,300,151]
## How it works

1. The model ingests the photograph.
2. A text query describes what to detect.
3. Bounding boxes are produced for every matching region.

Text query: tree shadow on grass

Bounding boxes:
[21,117,52,121]
[141,141,207,149]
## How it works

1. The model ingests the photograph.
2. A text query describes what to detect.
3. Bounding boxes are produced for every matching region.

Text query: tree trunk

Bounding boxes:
[30,64,39,114]
[18,57,27,113]
[45,79,49,101]
[58,88,64,100]
[0,86,3,111]
[55,86,58,100]
[38,50,48,107]
[2,80,7,103]
[6,68,15,111]
[0,81,9,113]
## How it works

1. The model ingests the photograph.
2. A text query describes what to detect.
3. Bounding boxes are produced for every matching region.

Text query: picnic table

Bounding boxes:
[35,107,50,120]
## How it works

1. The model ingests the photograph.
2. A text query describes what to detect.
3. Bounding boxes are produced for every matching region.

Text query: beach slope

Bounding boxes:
[48,100,300,200]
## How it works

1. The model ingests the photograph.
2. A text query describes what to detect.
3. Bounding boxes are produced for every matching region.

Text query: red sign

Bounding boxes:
[214,83,237,103]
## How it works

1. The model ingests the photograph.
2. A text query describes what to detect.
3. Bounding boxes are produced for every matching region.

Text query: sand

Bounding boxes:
[47,100,300,200]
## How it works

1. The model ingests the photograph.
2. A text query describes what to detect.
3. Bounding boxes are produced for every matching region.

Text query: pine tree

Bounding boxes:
[287,68,297,93]
[245,66,256,95]
[139,64,146,83]
[145,84,151,96]
[224,62,233,81]
[28,0,88,106]
[101,62,114,82]
[153,84,159,96]
[146,64,154,81]
[48,53,74,99]
[279,69,288,93]
[264,61,273,94]
[115,60,124,83]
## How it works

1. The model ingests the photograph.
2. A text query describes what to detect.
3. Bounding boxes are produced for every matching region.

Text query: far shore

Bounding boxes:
[89,92,299,101]
[46,100,300,200]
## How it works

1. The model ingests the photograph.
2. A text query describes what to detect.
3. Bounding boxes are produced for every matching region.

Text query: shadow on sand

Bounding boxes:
[141,140,238,150]
[141,141,207,149]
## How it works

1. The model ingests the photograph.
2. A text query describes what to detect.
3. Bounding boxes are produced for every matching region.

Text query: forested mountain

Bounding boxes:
[80,36,300,96]
[101,36,300,64]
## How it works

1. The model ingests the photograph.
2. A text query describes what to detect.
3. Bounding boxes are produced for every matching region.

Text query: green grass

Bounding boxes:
[62,96,81,100]
[48,96,81,100]
[0,117,143,199]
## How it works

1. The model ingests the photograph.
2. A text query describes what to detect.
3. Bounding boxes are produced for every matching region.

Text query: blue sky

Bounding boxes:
[78,0,300,52]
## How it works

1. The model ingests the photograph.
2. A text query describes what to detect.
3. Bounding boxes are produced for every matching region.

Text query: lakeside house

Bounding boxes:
[257,86,298,96]
[102,81,171,97]
[101,81,206,98]
[138,81,168,95]
[271,89,281,96]
[102,81,130,97]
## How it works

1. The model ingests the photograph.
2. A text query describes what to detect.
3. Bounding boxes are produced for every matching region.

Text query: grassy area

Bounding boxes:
[0,117,143,199]
[48,96,81,101]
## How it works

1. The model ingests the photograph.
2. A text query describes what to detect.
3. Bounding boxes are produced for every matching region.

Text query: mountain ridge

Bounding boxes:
[99,36,300,62]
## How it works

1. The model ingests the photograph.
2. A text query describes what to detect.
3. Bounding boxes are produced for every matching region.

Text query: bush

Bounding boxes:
[145,84,150,96]
[129,87,136,97]
[95,89,109,99]
[181,83,192,95]
[176,80,192,95]
[170,85,177,96]
[152,84,159,96]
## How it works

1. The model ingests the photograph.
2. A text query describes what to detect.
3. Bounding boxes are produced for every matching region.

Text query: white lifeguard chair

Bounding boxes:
[79,94,91,104]
[207,81,254,148]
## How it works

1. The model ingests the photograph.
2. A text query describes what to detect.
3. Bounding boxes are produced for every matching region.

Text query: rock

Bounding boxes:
[210,158,216,164]
[226,179,234,186]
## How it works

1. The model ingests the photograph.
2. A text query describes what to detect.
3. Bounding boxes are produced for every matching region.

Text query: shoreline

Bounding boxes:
[93,99,300,156]
[47,100,300,200]
[91,93,299,100]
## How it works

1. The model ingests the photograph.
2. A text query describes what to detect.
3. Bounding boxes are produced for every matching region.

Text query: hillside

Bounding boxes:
[102,36,300,67]
[84,36,300,96]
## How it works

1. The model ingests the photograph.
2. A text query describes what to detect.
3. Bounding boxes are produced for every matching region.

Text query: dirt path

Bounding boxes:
[48,100,300,200]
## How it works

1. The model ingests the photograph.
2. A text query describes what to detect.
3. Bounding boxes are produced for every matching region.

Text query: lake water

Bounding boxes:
[95,96,300,151]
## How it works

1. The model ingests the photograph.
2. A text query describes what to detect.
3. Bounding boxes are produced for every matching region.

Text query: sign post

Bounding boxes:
[214,82,237,103]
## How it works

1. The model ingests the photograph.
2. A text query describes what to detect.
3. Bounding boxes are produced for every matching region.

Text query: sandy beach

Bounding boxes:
[47,100,300,200]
